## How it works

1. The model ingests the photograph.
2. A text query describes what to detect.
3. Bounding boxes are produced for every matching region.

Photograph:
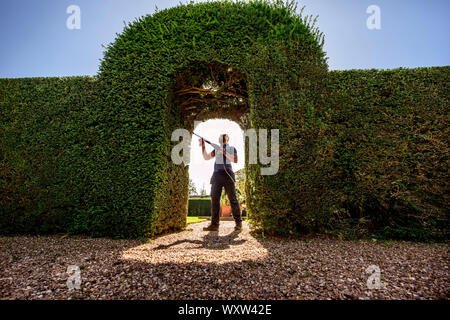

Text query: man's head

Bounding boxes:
[219,133,229,145]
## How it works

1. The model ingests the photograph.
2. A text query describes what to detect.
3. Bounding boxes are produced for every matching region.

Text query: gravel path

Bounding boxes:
[0,221,448,300]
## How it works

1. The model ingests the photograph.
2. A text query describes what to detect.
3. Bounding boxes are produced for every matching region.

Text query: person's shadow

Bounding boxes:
[154,230,246,250]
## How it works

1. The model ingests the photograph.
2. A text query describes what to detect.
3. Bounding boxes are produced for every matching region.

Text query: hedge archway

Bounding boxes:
[92,0,328,237]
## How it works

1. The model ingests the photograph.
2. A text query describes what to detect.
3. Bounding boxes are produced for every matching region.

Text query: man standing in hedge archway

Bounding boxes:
[200,134,242,231]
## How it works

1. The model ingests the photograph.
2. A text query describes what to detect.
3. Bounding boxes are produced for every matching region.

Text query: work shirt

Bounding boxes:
[211,144,237,174]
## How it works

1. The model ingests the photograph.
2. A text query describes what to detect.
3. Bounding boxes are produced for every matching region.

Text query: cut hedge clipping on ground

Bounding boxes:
[0,1,448,241]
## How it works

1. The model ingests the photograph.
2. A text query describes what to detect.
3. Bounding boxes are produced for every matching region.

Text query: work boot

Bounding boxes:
[203,224,219,231]
[235,221,242,231]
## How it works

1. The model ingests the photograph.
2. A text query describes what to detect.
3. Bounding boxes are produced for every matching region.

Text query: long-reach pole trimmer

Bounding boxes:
[193,132,236,184]
[192,132,220,150]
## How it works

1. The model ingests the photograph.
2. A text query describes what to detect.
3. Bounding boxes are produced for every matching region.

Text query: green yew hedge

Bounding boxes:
[0,1,448,240]
[188,198,212,217]
[95,0,327,238]
[325,67,449,241]
[0,77,99,234]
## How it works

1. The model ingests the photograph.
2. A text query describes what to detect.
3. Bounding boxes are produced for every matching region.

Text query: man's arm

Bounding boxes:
[200,139,215,160]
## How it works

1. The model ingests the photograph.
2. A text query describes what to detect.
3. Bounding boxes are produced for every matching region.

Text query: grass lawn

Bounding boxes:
[186,216,207,224]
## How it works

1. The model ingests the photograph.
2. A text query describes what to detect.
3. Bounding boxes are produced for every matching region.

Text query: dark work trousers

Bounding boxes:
[210,171,242,226]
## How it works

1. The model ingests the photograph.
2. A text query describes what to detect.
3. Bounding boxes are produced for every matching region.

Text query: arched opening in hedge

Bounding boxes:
[173,61,249,129]
[94,0,328,237]
[188,117,246,197]
[175,61,249,222]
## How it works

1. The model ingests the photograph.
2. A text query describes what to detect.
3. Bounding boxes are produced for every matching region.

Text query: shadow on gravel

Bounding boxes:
[154,230,246,250]
[0,221,447,300]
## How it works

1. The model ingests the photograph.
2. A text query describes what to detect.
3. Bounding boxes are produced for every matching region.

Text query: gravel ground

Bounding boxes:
[0,221,448,300]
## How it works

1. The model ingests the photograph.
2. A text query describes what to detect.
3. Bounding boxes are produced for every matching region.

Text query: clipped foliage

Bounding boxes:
[96,0,326,237]
[0,77,98,234]
[325,67,449,241]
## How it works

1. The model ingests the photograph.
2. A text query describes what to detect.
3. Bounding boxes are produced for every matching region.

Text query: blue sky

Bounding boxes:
[0,0,448,78]
[1,0,448,193]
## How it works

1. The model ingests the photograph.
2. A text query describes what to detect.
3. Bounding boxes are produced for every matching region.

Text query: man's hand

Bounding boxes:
[200,138,214,160]
[222,147,238,163]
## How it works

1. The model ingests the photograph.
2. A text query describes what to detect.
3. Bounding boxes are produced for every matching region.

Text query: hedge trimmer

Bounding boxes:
[193,132,220,150]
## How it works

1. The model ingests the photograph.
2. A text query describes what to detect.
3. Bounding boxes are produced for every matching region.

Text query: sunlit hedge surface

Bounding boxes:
[324,67,449,241]
[0,77,99,234]
[1,1,448,240]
